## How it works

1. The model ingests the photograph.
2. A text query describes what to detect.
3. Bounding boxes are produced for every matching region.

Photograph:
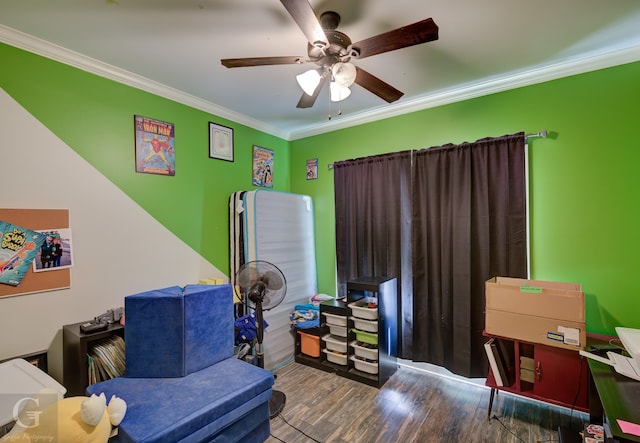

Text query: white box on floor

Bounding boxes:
[0,359,66,427]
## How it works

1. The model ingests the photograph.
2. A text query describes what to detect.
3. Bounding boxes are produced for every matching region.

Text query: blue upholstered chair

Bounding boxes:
[86,284,274,443]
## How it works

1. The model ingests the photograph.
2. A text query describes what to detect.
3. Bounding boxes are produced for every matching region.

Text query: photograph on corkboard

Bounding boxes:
[33,228,74,272]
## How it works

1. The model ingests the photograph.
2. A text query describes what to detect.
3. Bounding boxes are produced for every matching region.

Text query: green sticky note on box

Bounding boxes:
[520,286,542,294]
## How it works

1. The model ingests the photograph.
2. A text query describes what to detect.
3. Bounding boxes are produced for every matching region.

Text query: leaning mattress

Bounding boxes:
[86,357,274,443]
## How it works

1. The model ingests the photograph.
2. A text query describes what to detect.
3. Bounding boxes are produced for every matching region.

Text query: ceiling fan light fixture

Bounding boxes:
[296,69,322,96]
[330,81,351,102]
[331,62,357,88]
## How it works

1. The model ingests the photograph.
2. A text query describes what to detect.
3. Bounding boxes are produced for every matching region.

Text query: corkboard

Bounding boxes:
[0,209,70,298]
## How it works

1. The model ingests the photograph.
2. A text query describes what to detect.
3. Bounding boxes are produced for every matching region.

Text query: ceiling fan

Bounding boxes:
[221,0,439,109]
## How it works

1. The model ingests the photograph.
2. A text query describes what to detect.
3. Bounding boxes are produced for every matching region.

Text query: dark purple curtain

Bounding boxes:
[334,151,413,340]
[333,132,527,378]
[411,133,527,377]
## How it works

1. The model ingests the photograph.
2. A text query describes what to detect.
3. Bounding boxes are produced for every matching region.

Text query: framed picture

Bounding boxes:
[32,228,74,273]
[135,115,175,176]
[306,158,318,180]
[252,145,274,188]
[209,122,234,162]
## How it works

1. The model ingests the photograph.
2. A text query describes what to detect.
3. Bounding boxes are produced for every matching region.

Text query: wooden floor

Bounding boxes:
[267,362,588,443]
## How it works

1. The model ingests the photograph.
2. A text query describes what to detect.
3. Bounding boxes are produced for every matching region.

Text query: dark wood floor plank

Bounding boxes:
[267,362,587,443]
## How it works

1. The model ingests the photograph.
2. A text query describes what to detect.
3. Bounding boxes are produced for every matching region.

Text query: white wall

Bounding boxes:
[0,89,224,382]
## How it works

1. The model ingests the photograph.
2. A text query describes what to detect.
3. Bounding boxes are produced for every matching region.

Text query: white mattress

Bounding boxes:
[241,190,318,369]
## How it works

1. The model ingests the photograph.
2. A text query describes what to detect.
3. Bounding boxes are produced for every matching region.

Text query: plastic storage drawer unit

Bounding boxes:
[324,312,348,326]
[323,334,348,353]
[323,349,348,365]
[351,341,378,361]
[351,355,379,374]
[348,299,378,320]
[328,324,348,337]
[352,328,378,345]
[352,317,378,333]
[297,330,320,357]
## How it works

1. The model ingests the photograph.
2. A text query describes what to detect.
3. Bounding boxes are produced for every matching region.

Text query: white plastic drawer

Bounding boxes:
[323,312,348,326]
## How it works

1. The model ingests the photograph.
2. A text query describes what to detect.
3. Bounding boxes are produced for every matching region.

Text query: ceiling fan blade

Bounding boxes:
[354,66,404,103]
[296,75,328,108]
[351,18,439,59]
[280,0,329,48]
[221,56,305,68]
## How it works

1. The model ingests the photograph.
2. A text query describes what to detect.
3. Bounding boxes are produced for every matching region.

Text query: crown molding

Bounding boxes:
[0,25,287,139]
[287,44,640,140]
[2,24,639,142]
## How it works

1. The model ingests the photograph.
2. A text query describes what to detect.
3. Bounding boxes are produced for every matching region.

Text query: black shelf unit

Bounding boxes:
[293,276,398,388]
[293,324,329,372]
[63,320,124,396]
[345,276,398,387]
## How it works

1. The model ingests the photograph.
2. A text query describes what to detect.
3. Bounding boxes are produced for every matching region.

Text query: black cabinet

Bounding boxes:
[344,276,398,387]
[294,324,329,372]
[294,277,398,388]
[62,321,124,396]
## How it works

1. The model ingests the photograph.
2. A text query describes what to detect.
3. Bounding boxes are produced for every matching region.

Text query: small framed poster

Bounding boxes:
[306,158,318,180]
[209,122,234,162]
[252,145,274,188]
[135,115,175,176]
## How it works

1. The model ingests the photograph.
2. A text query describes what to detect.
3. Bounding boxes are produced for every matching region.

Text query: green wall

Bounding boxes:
[3,41,639,335]
[0,43,290,277]
[290,61,640,335]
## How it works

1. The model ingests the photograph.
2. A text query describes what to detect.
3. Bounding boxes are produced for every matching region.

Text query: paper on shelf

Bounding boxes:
[618,419,640,437]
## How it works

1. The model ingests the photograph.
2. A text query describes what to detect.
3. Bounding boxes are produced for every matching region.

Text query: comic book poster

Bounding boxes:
[135,115,175,176]
[0,221,46,286]
[252,145,274,188]
[306,158,318,180]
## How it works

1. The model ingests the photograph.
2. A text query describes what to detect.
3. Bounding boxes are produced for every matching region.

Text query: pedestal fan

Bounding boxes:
[236,260,287,418]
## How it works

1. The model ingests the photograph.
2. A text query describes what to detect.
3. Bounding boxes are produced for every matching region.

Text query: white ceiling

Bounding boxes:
[1,0,640,140]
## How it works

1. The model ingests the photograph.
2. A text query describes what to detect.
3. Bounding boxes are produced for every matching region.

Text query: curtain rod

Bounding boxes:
[327,130,547,169]
[526,130,547,140]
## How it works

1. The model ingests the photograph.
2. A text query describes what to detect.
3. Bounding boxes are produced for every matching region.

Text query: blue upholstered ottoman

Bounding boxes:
[125,284,233,378]
[87,358,274,443]
[86,284,274,442]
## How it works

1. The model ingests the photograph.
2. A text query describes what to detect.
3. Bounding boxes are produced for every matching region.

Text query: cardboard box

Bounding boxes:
[486,277,584,322]
[485,277,586,350]
[486,309,586,350]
